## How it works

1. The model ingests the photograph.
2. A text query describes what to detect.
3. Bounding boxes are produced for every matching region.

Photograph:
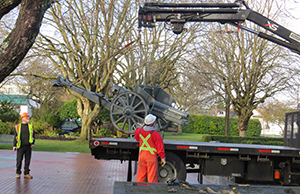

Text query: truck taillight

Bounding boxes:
[218,147,239,152]
[101,141,118,145]
[259,149,280,153]
[274,170,280,179]
[94,141,100,146]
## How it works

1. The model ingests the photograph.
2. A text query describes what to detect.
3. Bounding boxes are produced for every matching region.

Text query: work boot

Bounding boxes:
[16,174,20,179]
[24,174,33,179]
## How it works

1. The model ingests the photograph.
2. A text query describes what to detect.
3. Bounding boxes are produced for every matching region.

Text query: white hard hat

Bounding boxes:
[144,114,157,125]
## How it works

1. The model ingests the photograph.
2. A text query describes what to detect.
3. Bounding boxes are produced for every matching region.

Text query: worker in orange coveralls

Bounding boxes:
[135,114,166,183]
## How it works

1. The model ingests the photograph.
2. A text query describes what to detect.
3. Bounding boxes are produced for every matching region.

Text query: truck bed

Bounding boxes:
[91,137,300,157]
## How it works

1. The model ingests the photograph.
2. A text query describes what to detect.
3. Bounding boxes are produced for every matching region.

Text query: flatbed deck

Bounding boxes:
[91,137,300,157]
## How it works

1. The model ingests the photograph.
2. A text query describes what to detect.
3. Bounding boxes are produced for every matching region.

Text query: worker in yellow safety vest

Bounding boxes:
[13,112,35,179]
[134,114,166,183]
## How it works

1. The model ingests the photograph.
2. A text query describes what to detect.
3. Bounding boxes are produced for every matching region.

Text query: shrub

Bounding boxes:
[59,99,79,120]
[64,132,80,138]
[202,135,284,146]
[40,113,62,128]
[0,100,19,123]
[30,119,44,134]
[43,130,59,138]
[94,128,113,137]
[0,119,13,134]
[182,114,261,137]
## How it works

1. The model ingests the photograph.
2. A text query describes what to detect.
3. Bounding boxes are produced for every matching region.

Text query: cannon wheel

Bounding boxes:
[155,117,171,131]
[110,91,149,134]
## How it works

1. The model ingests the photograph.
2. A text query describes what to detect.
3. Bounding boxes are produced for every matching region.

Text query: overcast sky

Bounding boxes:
[282,0,300,33]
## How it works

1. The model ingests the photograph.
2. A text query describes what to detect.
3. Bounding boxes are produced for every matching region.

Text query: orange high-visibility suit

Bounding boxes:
[135,127,165,183]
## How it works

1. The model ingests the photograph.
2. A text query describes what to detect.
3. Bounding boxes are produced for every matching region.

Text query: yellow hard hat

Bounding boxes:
[20,112,30,119]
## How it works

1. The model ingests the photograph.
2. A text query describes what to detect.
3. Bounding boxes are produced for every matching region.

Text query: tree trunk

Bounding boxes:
[177,124,182,134]
[0,0,53,83]
[78,98,100,141]
[80,116,92,141]
[237,113,250,137]
[239,130,247,137]
[225,100,230,136]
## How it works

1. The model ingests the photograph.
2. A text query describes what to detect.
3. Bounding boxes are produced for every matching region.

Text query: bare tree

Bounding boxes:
[188,0,300,136]
[32,0,138,140]
[11,56,70,119]
[0,0,54,83]
[258,99,296,134]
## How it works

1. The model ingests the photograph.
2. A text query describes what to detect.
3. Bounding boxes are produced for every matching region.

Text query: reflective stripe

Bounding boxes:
[15,124,34,149]
[139,129,157,155]
[16,125,21,149]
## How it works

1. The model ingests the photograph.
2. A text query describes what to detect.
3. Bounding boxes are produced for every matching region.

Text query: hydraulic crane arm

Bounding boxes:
[138,1,300,55]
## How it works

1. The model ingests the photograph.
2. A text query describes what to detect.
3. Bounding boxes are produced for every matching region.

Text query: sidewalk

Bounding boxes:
[0,150,201,194]
[0,150,131,194]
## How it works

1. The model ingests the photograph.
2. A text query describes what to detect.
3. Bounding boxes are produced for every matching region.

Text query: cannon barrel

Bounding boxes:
[151,101,189,126]
[53,76,111,110]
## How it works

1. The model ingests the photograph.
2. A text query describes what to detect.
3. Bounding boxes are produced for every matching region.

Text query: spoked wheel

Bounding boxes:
[110,91,149,134]
[155,117,171,131]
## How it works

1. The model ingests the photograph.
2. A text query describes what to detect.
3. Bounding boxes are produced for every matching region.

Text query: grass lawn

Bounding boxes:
[0,139,91,154]
[162,132,206,142]
[0,132,204,153]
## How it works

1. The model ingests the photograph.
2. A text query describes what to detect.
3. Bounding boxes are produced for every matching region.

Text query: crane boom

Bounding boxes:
[138,1,300,55]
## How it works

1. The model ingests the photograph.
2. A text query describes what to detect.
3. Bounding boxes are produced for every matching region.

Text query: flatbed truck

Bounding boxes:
[89,135,300,185]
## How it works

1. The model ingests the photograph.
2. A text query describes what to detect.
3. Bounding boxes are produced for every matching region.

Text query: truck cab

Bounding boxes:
[285,111,300,148]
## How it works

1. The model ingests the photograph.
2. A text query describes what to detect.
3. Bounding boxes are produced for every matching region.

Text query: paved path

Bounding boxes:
[0,150,202,194]
[0,150,132,194]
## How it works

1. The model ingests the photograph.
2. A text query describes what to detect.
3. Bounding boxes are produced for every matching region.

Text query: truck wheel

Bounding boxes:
[158,152,186,183]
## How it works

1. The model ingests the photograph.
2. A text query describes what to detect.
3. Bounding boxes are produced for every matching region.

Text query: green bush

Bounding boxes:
[182,114,261,137]
[202,135,284,146]
[59,99,79,120]
[43,130,59,138]
[30,119,44,134]
[0,119,13,134]
[64,132,80,138]
[96,108,111,122]
[40,113,62,128]
[0,100,19,123]
[94,128,113,137]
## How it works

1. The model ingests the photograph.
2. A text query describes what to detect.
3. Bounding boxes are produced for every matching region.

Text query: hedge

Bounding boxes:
[182,114,261,137]
[202,135,284,146]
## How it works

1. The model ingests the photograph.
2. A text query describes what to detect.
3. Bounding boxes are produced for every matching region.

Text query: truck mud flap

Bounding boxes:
[203,156,244,177]
[247,159,273,181]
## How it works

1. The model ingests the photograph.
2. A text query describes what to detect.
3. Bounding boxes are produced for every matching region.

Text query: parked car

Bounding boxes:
[61,120,81,134]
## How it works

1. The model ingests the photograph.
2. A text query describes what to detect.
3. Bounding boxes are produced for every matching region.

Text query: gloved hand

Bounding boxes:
[161,158,166,167]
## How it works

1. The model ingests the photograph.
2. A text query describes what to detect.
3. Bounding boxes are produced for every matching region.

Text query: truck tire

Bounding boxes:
[158,152,186,182]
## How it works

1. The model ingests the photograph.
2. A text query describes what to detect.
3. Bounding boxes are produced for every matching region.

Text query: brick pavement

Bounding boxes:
[0,150,133,194]
[0,150,203,194]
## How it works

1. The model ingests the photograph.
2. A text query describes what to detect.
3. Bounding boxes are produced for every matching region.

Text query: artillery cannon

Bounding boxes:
[54,76,189,134]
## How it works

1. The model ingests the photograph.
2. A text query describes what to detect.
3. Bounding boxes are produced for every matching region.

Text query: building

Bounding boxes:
[213,109,238,117]
[252,109,283,136]
[0,83,39,115]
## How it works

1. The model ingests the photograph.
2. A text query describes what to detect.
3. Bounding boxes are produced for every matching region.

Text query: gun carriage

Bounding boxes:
[54,76,188,134]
